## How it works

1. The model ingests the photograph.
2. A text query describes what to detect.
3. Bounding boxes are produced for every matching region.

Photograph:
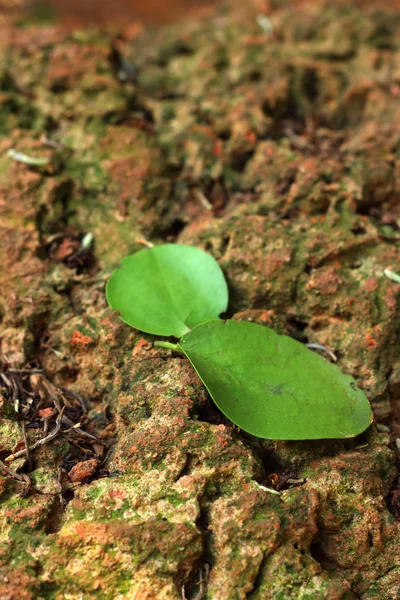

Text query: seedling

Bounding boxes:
[106,244,373,440]
[384,268,400,284]
[7,148,50,166]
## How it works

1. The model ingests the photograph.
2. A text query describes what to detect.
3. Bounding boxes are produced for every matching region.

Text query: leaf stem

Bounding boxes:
[154,341,183,353]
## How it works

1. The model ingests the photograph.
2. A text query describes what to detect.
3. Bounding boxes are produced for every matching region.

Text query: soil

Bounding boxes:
[1,1,400,598]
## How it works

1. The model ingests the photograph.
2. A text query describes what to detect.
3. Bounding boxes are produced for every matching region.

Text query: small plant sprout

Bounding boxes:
[384,268,400,284]
[81,232,94,250]
[7,149,50,167]
[106,244,373,440]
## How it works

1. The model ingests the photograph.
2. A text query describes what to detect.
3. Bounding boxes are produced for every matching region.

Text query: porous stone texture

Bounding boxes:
[1,1,400,598]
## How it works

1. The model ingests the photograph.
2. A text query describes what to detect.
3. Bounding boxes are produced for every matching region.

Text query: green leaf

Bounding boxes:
[179,320,373,440]
[106,244,228,337]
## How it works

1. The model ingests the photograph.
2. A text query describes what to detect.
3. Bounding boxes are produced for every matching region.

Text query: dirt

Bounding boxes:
[1,1,400,598]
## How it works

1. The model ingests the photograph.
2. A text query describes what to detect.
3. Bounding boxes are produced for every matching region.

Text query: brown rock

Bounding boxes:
[68,459,100,483]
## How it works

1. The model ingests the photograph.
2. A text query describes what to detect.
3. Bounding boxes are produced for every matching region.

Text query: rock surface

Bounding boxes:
[1,1,400,598]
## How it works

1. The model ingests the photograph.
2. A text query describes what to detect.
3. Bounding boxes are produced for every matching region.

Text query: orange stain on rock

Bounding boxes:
[245,130,257,145]
[213,140,223,156]
[364,332,377,348]
[132,338,152,356]
[363,277,379,293]
[71,330,94,347]
[306,267,342,295]
[384,288,397,313]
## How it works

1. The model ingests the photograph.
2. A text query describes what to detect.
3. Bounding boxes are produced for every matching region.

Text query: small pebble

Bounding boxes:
[69,458,100,483]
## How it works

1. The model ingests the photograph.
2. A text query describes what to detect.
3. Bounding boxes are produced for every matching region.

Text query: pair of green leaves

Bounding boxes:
[106,245,372,440]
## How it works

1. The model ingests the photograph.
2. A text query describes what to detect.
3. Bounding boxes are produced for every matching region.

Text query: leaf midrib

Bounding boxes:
[152,251,190,335]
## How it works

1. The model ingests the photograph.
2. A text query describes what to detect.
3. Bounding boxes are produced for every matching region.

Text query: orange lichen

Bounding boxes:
[71,330,94,347]
[364,332,378,348]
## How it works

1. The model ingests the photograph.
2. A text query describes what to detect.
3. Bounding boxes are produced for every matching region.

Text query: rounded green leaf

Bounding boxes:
[106,244,228,337]
[179,320,373,440]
